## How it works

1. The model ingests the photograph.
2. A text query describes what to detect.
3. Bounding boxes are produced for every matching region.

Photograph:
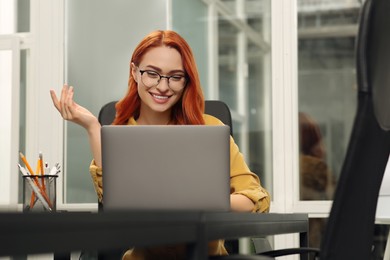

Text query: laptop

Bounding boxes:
[101,125,231,211]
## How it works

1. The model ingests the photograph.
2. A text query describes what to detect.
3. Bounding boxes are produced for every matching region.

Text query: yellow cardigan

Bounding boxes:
[89,114,270,258]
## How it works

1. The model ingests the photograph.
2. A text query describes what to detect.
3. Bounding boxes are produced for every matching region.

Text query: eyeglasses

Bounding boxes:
[137,67,187,91]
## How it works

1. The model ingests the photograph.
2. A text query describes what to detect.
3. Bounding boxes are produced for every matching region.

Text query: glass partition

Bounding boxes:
[297,0,361,247]
[218,21,239,111]
[18,49,27,203]
[65,0,168,203]
[298,0,360,200]
[17,0,30,33]
[173,0,272,193]
[217,0,272,192]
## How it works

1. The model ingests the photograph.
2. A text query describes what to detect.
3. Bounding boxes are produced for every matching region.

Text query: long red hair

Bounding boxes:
[112,30,205,125]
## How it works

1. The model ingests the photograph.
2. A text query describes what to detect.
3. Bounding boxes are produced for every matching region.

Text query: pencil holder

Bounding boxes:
[22,175,58,212]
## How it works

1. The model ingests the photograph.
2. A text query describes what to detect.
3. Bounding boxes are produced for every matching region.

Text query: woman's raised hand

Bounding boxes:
[50,84,100,131]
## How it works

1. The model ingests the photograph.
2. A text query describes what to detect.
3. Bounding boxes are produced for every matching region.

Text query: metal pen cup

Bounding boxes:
[22,175,58,212]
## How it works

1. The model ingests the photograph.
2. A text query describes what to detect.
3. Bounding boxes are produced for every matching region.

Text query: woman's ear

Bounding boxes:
[130,62,138,83]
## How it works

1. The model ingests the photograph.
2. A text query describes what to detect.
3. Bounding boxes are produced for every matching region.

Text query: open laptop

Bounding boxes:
[101,125,231,211]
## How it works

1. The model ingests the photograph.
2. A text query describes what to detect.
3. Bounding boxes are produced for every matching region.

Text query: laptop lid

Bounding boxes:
[101,125,230,211]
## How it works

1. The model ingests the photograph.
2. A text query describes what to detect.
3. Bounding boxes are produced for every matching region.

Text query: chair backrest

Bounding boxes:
[205,100,233,136]
[98,101,117,126]
[320,0,390,259]
[98,100,233,136]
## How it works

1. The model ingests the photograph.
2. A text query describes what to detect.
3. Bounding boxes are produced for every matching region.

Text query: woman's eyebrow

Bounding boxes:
[145,65,185,74]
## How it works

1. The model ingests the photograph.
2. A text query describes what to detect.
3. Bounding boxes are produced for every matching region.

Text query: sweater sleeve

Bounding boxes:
[203,114,271,213]
[229,136,270,213]
[89,160,103,202]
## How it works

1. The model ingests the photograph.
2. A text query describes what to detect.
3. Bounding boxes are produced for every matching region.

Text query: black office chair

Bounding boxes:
[316,0,390,259]
[98,100,233,136]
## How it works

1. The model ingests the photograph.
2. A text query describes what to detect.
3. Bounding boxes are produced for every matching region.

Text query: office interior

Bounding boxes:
[1,0,388,259]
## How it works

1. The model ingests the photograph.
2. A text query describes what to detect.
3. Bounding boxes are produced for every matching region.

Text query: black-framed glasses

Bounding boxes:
[137,67,187,91]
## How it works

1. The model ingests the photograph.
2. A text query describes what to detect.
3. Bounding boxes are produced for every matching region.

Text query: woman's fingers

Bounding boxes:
[63,86,75,120]
[50,84,76,120]
[60,85,70,119]
[49,89,61,112]
[51,84,98,129]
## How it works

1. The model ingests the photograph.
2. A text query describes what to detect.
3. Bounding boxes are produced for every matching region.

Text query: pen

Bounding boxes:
[49,164,61,176]
[45,162,49,175]
[18,164,52,212]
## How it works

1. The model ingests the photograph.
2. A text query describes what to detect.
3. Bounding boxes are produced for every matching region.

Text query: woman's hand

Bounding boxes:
[50,84,103,166]
[50,84,99,131]
[230,194,255,212]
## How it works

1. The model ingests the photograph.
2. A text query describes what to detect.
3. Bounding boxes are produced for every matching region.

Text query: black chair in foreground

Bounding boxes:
[317,0,390,259]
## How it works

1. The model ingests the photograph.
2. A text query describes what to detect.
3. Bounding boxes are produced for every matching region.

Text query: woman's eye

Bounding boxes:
[170,75,184,81]
[146,71,159,78]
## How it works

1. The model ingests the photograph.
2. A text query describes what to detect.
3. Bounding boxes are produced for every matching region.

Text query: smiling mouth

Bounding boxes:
[151,93,170,100]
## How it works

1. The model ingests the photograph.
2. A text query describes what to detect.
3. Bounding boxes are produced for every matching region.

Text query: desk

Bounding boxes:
[0,211,308,259]
[376,217,390,260]
[376,195,390,260]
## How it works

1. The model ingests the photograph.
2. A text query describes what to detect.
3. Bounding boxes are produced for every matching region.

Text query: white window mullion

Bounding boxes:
[271,0,300,256]
[166,0,172,30]
[261,0,273,190]
[236,36,248,158]
[206,2,219,99]
[271,0,299,212]
[30,0,65,208]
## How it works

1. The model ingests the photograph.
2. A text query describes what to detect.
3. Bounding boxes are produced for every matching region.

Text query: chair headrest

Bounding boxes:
[357,0,390,130]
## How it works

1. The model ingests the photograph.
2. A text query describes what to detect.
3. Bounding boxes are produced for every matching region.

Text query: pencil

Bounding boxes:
[39,152,46,190]
[29,162,41,208]
[19,152,35,176]
[20,152,37,208]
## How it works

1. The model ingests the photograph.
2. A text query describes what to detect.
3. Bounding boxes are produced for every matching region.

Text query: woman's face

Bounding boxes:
[132,46,185,117]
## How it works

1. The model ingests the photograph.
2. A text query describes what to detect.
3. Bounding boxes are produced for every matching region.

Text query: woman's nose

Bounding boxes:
[156,77,170,92]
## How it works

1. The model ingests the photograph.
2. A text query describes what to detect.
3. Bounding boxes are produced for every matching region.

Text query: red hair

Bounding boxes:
[299,112,326,159]
[112,30,205,125]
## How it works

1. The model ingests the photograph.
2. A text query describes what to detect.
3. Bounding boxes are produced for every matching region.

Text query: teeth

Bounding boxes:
[152,94,169,100]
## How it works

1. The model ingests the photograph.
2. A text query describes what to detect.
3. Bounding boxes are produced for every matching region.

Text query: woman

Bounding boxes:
[51,30,270,259]
[299,112,334,249]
